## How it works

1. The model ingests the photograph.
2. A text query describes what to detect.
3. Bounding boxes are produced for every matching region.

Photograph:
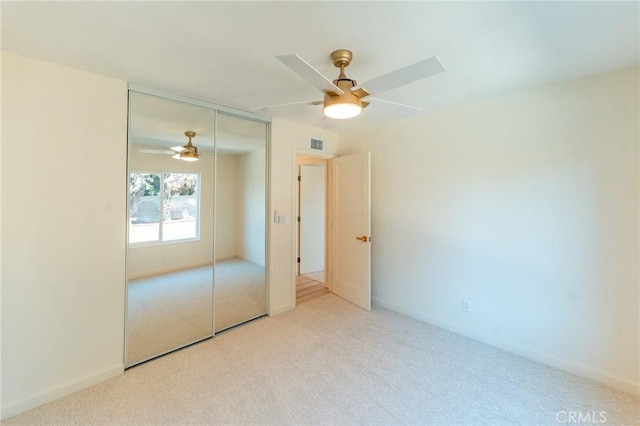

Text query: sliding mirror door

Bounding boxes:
[126,92,215,366]
[214,113,268,332]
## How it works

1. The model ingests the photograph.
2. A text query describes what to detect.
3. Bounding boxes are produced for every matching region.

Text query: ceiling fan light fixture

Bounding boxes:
[177,150,199,161]
[273,48,446,120]
[323,103,361,119]
[323,92,362,120]
[322,54,364,120]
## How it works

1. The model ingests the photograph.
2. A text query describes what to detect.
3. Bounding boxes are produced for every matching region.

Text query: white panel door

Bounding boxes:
[331,152,371,310]
[299,164,325,274]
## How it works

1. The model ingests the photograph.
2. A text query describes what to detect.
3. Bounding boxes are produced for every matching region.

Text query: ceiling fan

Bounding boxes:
[259,49,446,119]
[170,131,199,161]
[138,131,201,160]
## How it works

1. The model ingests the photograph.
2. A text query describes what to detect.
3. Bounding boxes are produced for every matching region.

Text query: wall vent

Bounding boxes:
[310,138,324,151]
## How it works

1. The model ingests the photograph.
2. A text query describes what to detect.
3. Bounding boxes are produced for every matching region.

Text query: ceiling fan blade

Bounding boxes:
[139,148,176,155]
[368,97,422,111]
[357,56,446,96]
[252,99,322,111]
[276,54,344,95]
[170,146,188,153]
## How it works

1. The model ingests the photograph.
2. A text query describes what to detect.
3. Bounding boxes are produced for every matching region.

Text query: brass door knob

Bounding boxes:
[355,236,371,242]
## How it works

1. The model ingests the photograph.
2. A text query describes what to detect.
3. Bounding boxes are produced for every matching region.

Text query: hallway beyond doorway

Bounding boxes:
[296,274,329,305]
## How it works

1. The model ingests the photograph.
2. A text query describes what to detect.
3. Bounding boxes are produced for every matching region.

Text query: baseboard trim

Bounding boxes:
[1,363,124,420]
[270,302,294,316]
[129,262,213,281]
[372,297,640,396]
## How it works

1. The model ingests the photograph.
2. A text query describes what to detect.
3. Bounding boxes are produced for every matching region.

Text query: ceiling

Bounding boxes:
[2,1,638,131]
[129,91,268,154]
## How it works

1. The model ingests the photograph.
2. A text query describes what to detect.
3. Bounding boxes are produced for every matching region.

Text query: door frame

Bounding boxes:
[290,149,335,306]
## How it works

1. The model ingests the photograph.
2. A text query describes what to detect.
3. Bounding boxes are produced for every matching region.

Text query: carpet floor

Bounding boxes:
[5,294,638,425]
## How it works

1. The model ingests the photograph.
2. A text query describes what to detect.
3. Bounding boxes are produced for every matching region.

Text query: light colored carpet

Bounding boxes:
[127,258,265,365]
[6,294,638,425]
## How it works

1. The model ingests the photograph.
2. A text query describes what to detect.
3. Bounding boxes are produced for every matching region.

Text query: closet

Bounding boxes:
[125,90,268,367]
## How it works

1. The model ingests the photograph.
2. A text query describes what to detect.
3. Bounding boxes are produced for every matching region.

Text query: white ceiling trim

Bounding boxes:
[128,84,271,124]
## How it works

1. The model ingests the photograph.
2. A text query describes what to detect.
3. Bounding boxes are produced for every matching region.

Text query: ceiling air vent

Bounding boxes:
[310,138,324,151]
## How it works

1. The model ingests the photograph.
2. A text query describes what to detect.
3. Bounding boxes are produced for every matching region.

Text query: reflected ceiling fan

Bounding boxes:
[258,49,446,119]
[138,131,200,161]
[170,131,199,161]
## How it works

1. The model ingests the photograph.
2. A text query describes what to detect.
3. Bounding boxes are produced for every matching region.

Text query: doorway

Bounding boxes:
[295,156,330,304]
[292,151,372,311]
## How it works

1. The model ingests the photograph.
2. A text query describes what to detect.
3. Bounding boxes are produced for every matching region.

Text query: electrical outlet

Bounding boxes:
[462,299,472,313]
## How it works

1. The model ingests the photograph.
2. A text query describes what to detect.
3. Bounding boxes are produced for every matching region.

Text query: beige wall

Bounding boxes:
[338,67,640,394]
[237,149,266,266]
[1,51,128,417]
[215,153,239,261]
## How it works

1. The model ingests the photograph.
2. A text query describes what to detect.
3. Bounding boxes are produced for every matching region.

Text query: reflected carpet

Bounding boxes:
[127,258,265,365]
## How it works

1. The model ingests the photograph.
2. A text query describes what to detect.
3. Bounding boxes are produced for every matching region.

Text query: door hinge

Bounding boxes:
[297,257,300,263]
[297,175,301,182]
[297,216,301,222]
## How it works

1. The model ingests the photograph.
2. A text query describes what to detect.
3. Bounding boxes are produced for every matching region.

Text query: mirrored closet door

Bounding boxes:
[126,92,268,367]
[214,113,268,332]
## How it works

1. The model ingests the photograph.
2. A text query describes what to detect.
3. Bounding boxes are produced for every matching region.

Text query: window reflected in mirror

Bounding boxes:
[129,172,200,244]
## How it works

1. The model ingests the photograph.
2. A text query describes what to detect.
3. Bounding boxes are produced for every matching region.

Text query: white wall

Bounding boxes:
[268,118,338,314]
[127,146,217,279]
[1,51,128,417]
[215,153,239,261]
[338,67,640,394]
[298,163,325,274]
[237,149,266,266]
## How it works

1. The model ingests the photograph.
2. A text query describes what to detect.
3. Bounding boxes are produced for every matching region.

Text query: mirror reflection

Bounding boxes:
[126,93,268,366]
[214,113,267,332]
[126,92,215,366]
